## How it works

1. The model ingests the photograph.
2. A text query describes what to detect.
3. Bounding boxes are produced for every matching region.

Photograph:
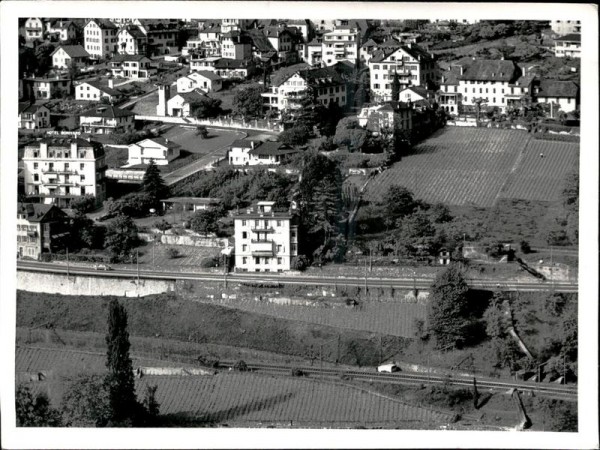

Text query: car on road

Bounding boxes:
[94,264,112,271]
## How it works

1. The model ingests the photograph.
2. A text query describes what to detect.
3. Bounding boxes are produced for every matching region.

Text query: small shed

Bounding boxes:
[161,197,222,212]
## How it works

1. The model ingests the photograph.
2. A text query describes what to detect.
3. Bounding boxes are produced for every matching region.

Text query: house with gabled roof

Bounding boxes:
[398,86,435,103]
[127,137,181,166]
[117,26,147,55]
[437,67,462,114]
[109,53,154,79]
[261,65,347,115]
[79,105,135,134]
[534,80,579,115]
[164,89,207,117]
[17,203,70,260]
[457,58,521,112]
[227,139,299,166]
[75,79,123,102]
[177,71,223,93]
[46,20,78,42]
[51,45,90,69]
[554,33,581,58]
[18,102,51,129]
[368,43,438,101]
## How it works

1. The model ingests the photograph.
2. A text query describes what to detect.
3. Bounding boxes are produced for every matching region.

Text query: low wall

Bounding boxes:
[135,114,282,133]
[17,270,175,297]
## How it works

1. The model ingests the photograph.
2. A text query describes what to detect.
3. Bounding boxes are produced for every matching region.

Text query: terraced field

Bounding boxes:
[208,298,427,338]
[138,373,455,427]
[364,127,579,207]
[498,139,579,202]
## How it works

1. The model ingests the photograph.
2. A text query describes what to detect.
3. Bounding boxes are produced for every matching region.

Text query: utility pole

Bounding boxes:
[379,335,383,365]
[152,236,156,268]
[136,249,140,284]
[364,256,368,293]
[66,247,69,278]
[550,245,554,288]
[337,334,340,366]
[563,353,566,385]
[319,344,323,379]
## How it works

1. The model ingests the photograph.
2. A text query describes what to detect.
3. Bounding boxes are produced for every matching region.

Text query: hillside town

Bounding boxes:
[15,17,581,431]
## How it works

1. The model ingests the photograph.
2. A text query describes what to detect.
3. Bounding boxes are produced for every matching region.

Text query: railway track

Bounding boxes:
[218,361,577,401]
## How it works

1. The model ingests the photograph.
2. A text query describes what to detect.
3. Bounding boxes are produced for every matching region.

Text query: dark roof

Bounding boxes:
[177,89,207,103]
[369,48,396,63]
[161,197,221,205]
[53,45,90,59]
[400,44,433,62]
[270,63,311,87]
[379,38,402,49]
[555,33,581,43]
[361,38,378,48]
[49,20,76,30]
[199,25,221,34]
[111,53,151,63]
[191,70,223,81]
[137,19,179,31]
[331,60,356,76]
[81,105,134,118]
[249,142,297,156]
[537,80,579,98]
[245,29,276,53]
[461,59,519,82]
[17,203,66,222]
[440,70,460,85]
[230,139,262,148]
[402,86,431,98]
[120,26,146,39]
[87,19,117,29]
[82,80,122,96]
[307,37,322,46]
[18,102,48,114]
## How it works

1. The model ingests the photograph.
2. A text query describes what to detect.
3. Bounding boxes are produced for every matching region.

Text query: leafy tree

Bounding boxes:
[483,292,509,340]
[291,254,309,271]
[333,117,367,151]
[69,211,103,249]
[562,172,579,210]
[189,208,221,235]
[393,210,441,257]
[427,265,473,349]
[142,160,170,207]
[60,375,112,427]
[390,72,400,102]
[16,385,62,426]
[141,385,160,424]
[33,43,56,76]
[232,85,264,119]
[381,185,419,228]
[190,96,222,119]
[195,125,209,139]
[104,214,139,261]
[106,192,155,218]
[279,124,311,146]
[105,298,138,425]
[70,194,97,214]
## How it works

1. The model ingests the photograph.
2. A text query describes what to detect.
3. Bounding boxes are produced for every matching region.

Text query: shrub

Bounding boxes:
[519,240,532,254]
[165,247,180,259]
[153,219,172,232]
[291,255,309,271]
[233,360,248,371]
[200,256,220,268]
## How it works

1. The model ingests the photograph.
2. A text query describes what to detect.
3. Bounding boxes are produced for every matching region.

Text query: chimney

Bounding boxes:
[108,78,114,89]
[250,141,255,149]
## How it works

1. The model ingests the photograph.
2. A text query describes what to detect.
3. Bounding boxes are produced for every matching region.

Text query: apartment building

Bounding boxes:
[221,30,252,60]
[117,26,148,55]
[321,26,360,67]
[437,69,462,114]
[84,19,118,59]
[263,26,298,62]
[24,75,72,100]
[109,54,154,79]
[233,201,298,272]
[554,34,581,58]
[133,19,179,56]
[17,203,69,260]
[306,38,323,66]
[46,20,78,42]
[368,44,437,101]
[221,19,254,33]
[262,65,346,114]
[22,137,107,208]
[24,18,44,42]
[457,59,520,112]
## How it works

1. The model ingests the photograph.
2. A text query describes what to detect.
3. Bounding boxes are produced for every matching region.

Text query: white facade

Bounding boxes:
[19,104,51,130]
[306,41,323,66]
[75,81,120,102]
[51,46,89,69]
[322,27,360,66]
[554,37,581,58]
[84,20,118,59]
[117,28,146,55]
[46,21,77,42]
[22,138,107,208]
[25,18,44,41]
[551,20,581,35]
[234,202,298,272]
[110,56,153,79]
[458,79,511,111]
[127,138,181,166]
[368,46,437,101]
[177,72,222,93]
[536,95,577,113]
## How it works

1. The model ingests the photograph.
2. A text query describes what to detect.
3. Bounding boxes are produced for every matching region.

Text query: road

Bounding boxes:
[16,261,578,293]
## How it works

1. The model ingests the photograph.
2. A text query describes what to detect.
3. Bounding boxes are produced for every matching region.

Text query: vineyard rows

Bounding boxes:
[204,298,427,338]
[498,139,579,202]
[137,373,455,426]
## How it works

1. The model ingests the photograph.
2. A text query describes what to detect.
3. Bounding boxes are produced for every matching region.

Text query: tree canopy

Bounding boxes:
[190,96,222,119]
[233,85,264,120]
[104,214,139,261]
[16,385,62,427]
[142,160,170,207]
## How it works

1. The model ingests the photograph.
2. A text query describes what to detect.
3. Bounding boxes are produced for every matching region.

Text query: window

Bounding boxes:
[277,245,282,252]
[34,174,39,181]
[242,231,247,239]
[277,220,282,227]
[277,257,282,265]
[242,257,247,264]
[255,257,260,264]
[34,163,38,169]
[81,175,85,181]
[242,244,247,251]
[255,220,259,227]
[291,243,297,252]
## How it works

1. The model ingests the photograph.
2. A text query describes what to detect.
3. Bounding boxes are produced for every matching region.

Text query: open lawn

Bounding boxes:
[364,127,579,208]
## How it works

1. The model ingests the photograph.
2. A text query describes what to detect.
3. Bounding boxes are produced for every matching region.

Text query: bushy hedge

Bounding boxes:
[533,133,579,143]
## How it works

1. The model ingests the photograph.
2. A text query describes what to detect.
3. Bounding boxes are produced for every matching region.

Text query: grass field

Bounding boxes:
[364,127,579,208]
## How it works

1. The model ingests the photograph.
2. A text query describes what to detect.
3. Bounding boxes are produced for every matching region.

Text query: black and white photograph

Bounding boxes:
[1,2,598,449]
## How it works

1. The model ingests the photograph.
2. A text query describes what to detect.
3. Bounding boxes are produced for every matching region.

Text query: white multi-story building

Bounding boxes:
[84,19,118,59]
[262,66,347,114]
[234,201,298,272]
[51,45,90,69]
[18,102,51,130]
[306,38,323,66]
[24,18,45,42]
[117,26,147,55]
[109,54,154,79]
[554,34,581,58]
[534,80,579,116]
[221,19,253,33]
[263,26,298,62]
[75,80,122,102]
[221,30,252,60]
[368,44,438,101]
[127,137,181,166]
[456,59,520,112]
[22,137,107,208]
[45,20,78,42]
[24,75,72,100]
[551,20,581,36]
[17,203,69,260]
[321,26,360,67]
[437,69,462,114]
[133,19,179,56]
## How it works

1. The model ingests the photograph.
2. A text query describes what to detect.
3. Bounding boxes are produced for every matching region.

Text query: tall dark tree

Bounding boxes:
[142,160,169,207]
[427,265,473,349]
[232,85,264,120]
[381,185,419,229]
[16,385,62,427]
[105,298,138,425]
[104,214,139,261]
[391,72,400,102]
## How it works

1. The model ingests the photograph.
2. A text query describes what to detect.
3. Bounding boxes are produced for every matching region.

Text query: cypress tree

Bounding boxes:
[142,160,169,207]
[105,298,138,425]
[391,72,400,102]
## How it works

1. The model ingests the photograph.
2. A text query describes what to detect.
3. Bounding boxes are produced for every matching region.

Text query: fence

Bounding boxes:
[135,115,283,133]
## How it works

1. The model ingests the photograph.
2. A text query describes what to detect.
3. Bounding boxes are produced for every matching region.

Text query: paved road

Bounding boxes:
[17,261,579,293]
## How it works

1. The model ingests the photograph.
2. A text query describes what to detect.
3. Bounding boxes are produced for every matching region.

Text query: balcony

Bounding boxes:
[251,226,275,233]
[44,180,79,187]
[42,168,78,174]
